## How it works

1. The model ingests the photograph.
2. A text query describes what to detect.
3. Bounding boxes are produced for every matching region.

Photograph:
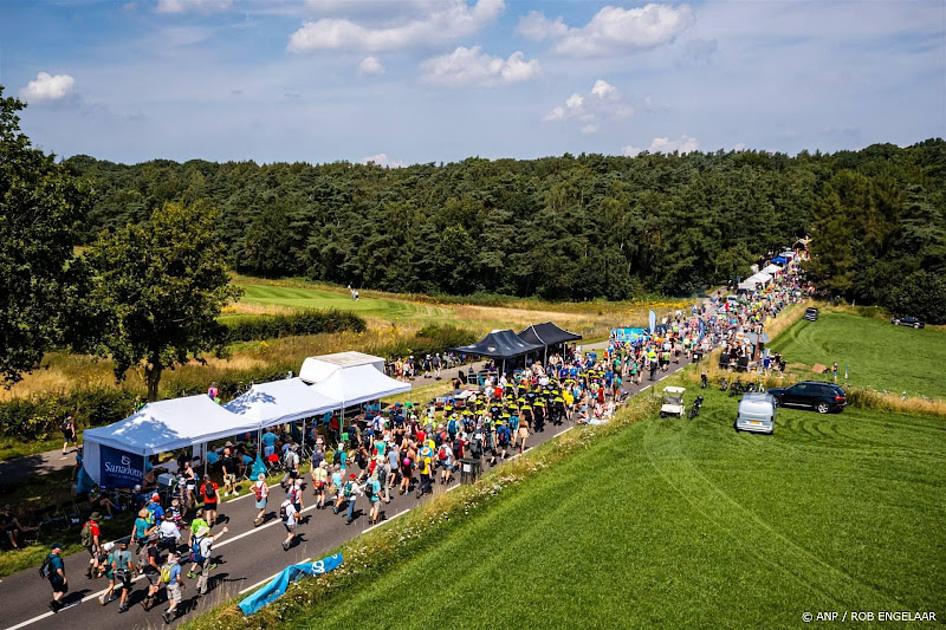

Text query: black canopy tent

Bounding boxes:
[518,322,583,364]
[455,329,544,374]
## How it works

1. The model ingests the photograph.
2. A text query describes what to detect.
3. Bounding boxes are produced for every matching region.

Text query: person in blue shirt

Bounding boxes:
[162,552,184,624]
[46,543,67,612]
[261,430,278,458]
[147,494,165,526]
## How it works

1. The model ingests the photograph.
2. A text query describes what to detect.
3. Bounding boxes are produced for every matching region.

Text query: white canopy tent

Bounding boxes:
[299,351,385,384]
[761,264,782,275]
[310,363,410,408]
[82,395,256,487]
[738,271,774,291]
[225,377,340,429]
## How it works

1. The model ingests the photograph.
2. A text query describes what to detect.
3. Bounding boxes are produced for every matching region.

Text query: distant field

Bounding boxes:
[286,386,945,629]
[769,309,946,399]
[231,281,447,322]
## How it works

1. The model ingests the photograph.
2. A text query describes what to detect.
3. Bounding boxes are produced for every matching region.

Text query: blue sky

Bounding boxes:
[2,0,944,165]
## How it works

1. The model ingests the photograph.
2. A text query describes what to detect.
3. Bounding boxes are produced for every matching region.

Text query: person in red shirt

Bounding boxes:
[200,475,219,526]
[82,512,102,578]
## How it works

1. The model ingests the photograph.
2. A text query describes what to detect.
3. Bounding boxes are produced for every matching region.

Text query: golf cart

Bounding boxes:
[659,386,686,418]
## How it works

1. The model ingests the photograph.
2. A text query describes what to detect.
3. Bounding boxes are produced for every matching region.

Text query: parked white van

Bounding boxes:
[735,392,776,434]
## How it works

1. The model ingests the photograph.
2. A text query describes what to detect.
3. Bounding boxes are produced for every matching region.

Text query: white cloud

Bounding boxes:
[524,3,693,57]
[622,134,700,156]
[544,79,631,131]
[358,56,385,76]
[516,10,567,41]
[360,153,405,168]
[288,0,504,53]
[422,46,539,87]
[591,79,616,99]
[19,72,75,102]
[155,0,233,13]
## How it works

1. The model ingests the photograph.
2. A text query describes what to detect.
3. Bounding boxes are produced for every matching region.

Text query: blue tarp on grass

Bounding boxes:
[238,553,344,616]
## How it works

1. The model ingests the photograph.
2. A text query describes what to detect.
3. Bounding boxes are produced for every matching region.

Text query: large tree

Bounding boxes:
[89,201,241,400]
[0,87,91,386]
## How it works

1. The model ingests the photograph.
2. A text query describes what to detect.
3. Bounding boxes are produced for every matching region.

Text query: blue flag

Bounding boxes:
[239,553,344,616]
[648,310,656,334]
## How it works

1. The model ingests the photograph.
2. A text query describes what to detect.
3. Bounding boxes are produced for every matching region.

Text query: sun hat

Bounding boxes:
[89,511,102,521]
[50,542,64,550]
[257,473,265,481]
[151,493,160,501]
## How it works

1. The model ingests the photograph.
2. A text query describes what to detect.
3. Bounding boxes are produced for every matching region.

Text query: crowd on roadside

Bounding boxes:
[28,251,809,623]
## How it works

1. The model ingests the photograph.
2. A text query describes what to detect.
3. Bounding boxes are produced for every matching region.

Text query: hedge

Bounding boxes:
[225,310,366,342]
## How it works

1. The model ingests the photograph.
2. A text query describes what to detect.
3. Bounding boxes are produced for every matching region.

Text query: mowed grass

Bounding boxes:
[769,309,946,399]
[300,387,945,629]
[234,281,447,322]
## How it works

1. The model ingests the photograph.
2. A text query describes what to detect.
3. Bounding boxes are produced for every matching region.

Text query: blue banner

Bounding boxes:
[99,444,144,489]
[239,553,343,616]
[648,310,656,334]
[611,328,648,343]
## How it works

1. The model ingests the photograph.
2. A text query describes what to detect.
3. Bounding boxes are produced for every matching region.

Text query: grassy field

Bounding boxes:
[1,276,687,403]
[279,385,945,629]
[769,308,946,399]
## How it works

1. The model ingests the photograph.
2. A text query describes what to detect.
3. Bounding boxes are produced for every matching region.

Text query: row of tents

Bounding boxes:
[81,352,410,488]
[738,250,799,292]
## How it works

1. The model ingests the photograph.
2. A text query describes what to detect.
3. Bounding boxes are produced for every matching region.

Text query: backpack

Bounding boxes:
[160,564,172,584]
[365,482,375,499]
[253,483,263,501]
[333,450,341,465]
[279,504,288,522]
[80,521,93,547]
[191,537,204,563]
[343,481,354,498]
[447,419,457,435]
[438,446,447,461]
[205,483,216,500]
[39,554,53,579]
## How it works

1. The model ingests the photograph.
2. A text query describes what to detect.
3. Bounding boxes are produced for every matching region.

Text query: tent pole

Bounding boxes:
[301,418,306,455]
[203,443,208,478]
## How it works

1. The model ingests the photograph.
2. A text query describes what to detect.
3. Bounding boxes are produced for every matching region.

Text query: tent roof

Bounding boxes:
[310,363,410,407]
[225,378,340,428]
[455,329,543,360]
[518,322,582,347]
[761,264,782,275]
[299,351,384,384]
[83,395,254,457]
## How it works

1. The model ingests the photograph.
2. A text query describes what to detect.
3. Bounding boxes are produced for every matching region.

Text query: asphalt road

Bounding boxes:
[0,355,698,630]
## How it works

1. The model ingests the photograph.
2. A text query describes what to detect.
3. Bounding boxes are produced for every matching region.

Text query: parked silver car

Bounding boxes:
[735,392,777,434]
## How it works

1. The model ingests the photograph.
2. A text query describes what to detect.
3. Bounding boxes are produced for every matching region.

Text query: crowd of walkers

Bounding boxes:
[33,255,808,623]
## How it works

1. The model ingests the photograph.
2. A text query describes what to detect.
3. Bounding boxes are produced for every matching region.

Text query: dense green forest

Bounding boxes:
[63,140,946,316]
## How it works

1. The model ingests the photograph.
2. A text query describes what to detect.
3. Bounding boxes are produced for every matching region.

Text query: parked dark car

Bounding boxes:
[804,307,819,321]
[891,315,925,329]
[768,381,847,414]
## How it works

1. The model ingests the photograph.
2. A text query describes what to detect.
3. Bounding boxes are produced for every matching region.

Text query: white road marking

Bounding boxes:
[554,426,575,438]
[226,481,281,504]
[640,385,651,392]
[363,508,409,534]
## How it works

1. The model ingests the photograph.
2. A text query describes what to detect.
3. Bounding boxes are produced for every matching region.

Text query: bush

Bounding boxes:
[383,324,477,359]
[225,310,366,342]
[0,387,140,441]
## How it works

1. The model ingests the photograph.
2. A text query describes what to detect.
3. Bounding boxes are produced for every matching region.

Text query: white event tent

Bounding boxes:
[225,377,339,429]
[310,363,410,408]
[738,271,774,291]
[82,395,256,487]
[299,351,384,384]
[761,264,782,276]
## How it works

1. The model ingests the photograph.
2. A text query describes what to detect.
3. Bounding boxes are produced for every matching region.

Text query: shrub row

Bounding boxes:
[225,310,366,342]
[384,324,477,360]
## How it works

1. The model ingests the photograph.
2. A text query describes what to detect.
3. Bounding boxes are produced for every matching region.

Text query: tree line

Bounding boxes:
[63,138,945,313]
[2,85,945,397]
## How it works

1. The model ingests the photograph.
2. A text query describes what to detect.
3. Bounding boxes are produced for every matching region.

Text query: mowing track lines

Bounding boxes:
[639,419,908,611]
